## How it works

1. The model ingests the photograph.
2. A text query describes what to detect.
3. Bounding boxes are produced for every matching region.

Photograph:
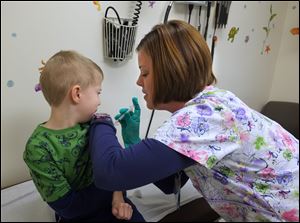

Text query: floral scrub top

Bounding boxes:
[154,86,299,222]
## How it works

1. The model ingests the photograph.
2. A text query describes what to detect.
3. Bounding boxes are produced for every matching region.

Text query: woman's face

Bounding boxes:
[137,50,154,109]
[136,50,186,113]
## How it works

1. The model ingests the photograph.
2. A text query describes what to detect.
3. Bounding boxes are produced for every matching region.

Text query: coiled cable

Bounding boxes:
[132,1,142,26]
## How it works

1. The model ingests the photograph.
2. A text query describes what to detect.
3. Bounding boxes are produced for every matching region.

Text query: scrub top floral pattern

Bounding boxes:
[154,86,299,222]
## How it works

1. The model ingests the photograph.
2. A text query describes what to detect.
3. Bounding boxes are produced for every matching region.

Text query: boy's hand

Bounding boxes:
[112,201,133,220]
[114,97,141,148]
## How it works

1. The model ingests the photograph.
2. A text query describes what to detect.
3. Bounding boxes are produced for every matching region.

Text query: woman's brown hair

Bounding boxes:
[136,20,217,105]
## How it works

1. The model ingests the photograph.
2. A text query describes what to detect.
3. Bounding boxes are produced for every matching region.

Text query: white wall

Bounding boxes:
[1,1,298,188]
[269,1,299,102]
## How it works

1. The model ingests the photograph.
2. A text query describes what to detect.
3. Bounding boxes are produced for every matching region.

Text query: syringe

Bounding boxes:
[114,105,134,125]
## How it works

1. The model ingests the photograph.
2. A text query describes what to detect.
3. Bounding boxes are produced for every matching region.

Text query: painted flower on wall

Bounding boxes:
[261,4,277,55]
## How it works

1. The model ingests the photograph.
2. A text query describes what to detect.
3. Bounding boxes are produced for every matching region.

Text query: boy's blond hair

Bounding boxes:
[40,50,103,106]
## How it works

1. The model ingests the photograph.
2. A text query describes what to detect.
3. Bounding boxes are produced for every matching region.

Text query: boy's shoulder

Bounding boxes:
[25,123,90,149]
[26,124,46,144]
[24,124,50,154]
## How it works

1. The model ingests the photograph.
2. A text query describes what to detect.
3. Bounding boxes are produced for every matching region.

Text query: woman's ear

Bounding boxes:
[70,85,81,104]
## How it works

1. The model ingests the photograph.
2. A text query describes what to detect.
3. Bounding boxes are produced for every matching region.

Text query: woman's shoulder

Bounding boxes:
[188,86,245,106]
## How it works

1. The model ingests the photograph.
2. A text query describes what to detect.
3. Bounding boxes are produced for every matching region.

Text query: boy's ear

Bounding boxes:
[70,85,81,104]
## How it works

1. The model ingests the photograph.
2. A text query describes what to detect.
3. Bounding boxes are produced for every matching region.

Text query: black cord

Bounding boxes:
[132,1,142,26]
[145,109,155,138]
[204,1,211,41]
[105,6,121,24]
[164,1,173,24]
[198,6,202,32]
[188,4,194,24]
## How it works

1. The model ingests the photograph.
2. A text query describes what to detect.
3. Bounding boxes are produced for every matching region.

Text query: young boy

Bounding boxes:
[23,50,144,222]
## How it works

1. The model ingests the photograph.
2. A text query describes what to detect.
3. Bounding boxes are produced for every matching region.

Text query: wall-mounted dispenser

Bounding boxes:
[103,2,142,62]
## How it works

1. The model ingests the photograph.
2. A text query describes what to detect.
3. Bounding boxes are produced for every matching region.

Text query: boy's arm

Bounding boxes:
[48,183,113,219]
[111,191,133,220]
[112,191,125,204]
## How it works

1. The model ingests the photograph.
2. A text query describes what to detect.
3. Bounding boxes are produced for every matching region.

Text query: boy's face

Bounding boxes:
[78,81,102,123]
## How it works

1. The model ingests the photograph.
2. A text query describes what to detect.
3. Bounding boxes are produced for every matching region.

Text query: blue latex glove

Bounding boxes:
[115,97,141,148]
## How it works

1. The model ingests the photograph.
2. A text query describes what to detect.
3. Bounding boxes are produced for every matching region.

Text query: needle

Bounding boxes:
[114,106,134,125]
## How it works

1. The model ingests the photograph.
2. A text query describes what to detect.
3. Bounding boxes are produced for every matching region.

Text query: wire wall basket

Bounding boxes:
[103,6,138,62]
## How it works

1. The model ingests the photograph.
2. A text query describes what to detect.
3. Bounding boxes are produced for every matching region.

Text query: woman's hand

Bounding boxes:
[115,97,141,148]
